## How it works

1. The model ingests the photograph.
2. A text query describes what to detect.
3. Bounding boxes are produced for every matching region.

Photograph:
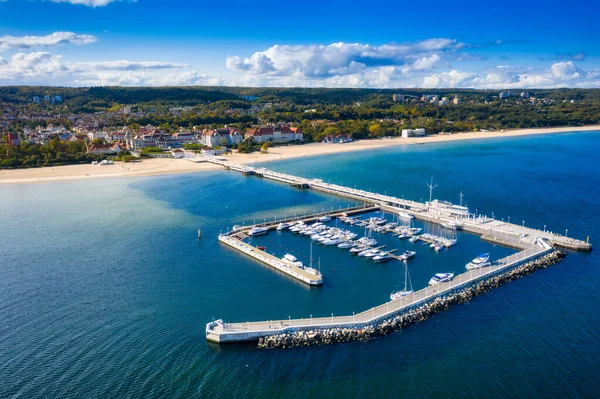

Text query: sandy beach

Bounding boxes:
[2,125,599,185]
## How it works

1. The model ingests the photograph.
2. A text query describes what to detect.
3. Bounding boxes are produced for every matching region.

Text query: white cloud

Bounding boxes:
[0,32,97,51]
[423,62,600,89]
[49,0,123,7]
[226,39,463,78]
[69,60,188,72]
[422,70,475,88]
[412,54,441,71]
[0,51,193,85]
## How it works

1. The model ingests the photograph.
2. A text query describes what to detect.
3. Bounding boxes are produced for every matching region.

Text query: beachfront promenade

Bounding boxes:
[206,239,554,343]
[206,158,592,252]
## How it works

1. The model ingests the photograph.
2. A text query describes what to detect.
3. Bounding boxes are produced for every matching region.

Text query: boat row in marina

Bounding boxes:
[410,233,457,250]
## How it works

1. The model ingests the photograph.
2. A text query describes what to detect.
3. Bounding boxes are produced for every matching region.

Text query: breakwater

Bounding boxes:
[258,250,566,348]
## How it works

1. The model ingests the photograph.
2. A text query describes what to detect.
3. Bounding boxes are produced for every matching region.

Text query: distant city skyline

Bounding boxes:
[0,0,598,88]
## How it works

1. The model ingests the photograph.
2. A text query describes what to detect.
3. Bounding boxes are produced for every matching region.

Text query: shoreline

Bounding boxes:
[1,125,599,185]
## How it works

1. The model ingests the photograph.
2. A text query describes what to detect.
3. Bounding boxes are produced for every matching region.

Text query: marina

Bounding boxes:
[207,238,556,343]
[205,158,592,345]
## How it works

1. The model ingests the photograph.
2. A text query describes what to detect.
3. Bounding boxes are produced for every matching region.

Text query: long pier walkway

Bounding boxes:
[207,239,555,343]
[206,158,592,252]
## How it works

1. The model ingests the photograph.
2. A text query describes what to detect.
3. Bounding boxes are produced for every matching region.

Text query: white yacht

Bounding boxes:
[441,221,458,231]
[400,250,416,260]
[283,254,298,262]
[428,272,454,286]
[248,226,269,236]
[350,246,365,254]
[373,252,391,262]
[337,241,356,249]
[398,211,415,220]
[358,248,380,257]
[318,215,331,222]
[323,238,343,246]
[276,222,293,231]
[466,253,491,270]
[390,260,414,300]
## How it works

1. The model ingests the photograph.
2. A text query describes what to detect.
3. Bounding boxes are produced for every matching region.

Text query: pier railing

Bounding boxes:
[210,243,553,340]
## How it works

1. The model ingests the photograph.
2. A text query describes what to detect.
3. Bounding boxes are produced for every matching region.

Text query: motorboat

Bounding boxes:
[400,250,416,260]
[409,236,419,244]
[466,253,491,270]
[441,221,458,231]
[428,272,455,286]
[398,211,414,220]
[364,249,382,258]
[434,243,444,252]
[337,241,356,249]
[323,238,343,246]
[349,246,365,254]
[276,222,292,231]
[283,254,298,262]
[318,215,332,222]
[373,252,391,262]
[248,226,269,236]
[358,248,380,257]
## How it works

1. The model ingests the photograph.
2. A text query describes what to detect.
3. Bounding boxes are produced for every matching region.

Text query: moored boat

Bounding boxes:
[428,272,454,286]
[466,253,490,270]
[248,226,269,236]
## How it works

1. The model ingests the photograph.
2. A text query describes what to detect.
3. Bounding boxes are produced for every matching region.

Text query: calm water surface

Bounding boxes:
[1,131,599,398]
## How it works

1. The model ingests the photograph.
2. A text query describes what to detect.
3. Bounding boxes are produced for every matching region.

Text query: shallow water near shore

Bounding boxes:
[1,131,599,398]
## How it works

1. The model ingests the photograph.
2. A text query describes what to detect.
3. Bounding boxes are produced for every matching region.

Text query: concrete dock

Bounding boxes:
[218,234,323,286]
[206,158,592,252]
[207,239,555,343]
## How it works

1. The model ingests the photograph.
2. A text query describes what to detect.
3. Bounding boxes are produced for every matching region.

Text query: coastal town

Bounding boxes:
[0,87,593,170]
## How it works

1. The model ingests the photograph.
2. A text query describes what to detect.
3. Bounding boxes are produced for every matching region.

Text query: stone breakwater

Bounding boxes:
[258,250,566,349]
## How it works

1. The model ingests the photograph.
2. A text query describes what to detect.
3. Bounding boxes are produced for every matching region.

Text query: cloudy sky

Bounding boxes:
[0,0,598,88]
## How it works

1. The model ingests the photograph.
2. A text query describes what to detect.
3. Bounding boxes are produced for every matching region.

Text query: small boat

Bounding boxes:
[441,221,458,231]
[409,236,419,243]
[248,226,269,236]
[400,250,416,260]
[466,253,491,270]
[318,215,331,222]
[434,244,444,252]
[398,211,414,220]
[428,272,454,286]
[283,254,298,262]
[349,246,364,254]
[373,252,391,262]
[397,232,409,239]
[323,238,342,246]
[337,241,356,249]
[257,246,267,251]
[358,248,379,257]
[363,249,381,258]
[391,260,414,300]
[276,222,292,231]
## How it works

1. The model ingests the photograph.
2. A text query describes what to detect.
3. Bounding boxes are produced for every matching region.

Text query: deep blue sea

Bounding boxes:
[1,131,599,398]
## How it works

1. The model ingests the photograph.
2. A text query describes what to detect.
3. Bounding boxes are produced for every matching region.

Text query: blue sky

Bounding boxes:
[0,0,598,88]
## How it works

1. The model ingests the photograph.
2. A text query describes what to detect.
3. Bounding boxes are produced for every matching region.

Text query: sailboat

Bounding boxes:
[390,260,413,300]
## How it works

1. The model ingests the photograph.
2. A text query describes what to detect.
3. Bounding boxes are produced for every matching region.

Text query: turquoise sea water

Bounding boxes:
[1,131,599,398]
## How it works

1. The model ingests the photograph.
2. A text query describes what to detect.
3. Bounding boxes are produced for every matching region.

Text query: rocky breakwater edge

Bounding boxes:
[258,250,567,349]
